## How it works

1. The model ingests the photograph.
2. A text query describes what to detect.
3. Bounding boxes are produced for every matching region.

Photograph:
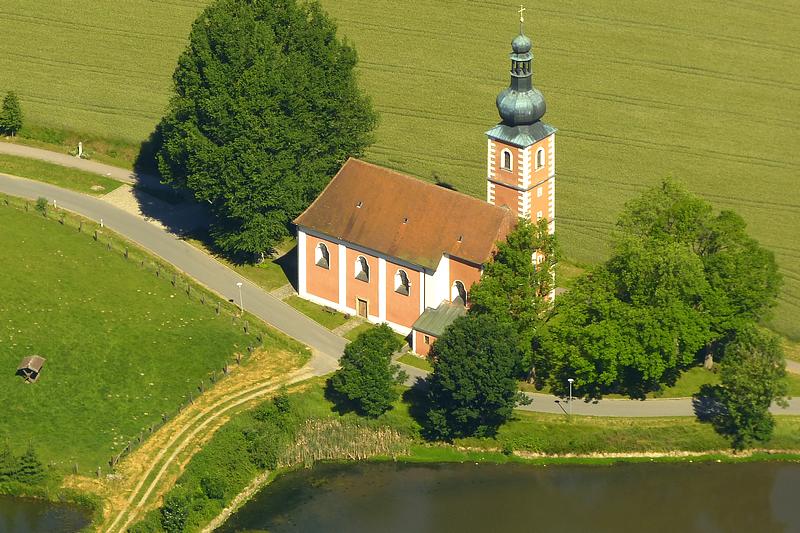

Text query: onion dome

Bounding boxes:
[496,28,546,126]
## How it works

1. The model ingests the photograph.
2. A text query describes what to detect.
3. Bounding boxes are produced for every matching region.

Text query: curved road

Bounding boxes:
[1,164,798,418]
[0,172,344,376]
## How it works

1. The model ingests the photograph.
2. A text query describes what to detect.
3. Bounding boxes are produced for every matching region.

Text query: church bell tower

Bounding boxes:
[486,8,556,234]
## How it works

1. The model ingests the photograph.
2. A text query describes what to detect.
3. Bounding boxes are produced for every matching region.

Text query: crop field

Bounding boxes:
[0,204,269,472]
[1,0,798,337]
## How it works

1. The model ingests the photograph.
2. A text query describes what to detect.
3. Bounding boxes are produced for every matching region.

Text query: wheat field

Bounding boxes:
[1,0,798,337]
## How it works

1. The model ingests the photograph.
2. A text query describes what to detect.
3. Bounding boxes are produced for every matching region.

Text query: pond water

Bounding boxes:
[0,495,90,533]
[219,461,800,533]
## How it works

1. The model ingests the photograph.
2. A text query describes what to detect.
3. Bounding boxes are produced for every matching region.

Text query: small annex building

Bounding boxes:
[295,17,556,355]
[295,159,515,355]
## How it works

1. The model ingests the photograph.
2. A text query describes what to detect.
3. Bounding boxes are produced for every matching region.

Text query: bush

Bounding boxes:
[160,488,191,533]
[327,324,406,417]
[35,197,47,216]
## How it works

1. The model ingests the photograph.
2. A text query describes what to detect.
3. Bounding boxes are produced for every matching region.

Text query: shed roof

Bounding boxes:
[294,159,515,270]
[17,355,46,373]
[412,302,467,337]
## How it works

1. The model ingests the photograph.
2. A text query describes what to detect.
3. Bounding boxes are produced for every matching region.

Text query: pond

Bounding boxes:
[0,495,90,533]
[219,461,800,533]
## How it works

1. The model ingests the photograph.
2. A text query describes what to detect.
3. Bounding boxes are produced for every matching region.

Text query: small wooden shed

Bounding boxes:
[16,355,46,383]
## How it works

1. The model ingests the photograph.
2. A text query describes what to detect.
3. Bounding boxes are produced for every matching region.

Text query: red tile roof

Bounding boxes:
[294,159,515,270]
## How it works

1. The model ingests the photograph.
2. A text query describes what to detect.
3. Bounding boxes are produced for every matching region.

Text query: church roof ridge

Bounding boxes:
[294,158,515,269]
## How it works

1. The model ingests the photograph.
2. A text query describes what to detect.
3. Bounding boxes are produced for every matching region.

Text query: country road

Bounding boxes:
[2,165,799,418]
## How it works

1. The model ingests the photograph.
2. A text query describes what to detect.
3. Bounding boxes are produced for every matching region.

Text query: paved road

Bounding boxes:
[0,173,344,375]
[2,167,798,418]
[1,142,140,184]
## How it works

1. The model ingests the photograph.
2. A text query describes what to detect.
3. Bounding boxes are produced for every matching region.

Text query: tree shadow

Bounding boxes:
[274,244,298,292]
[127,125,212,236]
[693,384,728,424]
[324,377,359,416]
[402,377,430,428]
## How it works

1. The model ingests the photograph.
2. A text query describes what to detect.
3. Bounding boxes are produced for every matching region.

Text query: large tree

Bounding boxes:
[468,218,557,379]
[617,180,781,367]
[157,0,377,257]
[327,324,406,417]
[542,179,779,398]
[425,314,526,440]
[701,325,788,449]
[0,91,23,136]
[543,239,711,398]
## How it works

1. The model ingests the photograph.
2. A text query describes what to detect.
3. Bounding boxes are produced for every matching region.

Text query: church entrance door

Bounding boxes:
[357,298,368,318]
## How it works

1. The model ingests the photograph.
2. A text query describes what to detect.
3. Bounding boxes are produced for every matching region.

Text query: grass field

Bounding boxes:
[0,154,122,195]
[1,0,798,337]
[285,295,350,330]
[0,204,285,473]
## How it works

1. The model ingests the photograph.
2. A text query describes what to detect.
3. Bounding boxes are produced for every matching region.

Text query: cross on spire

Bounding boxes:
[518,4,526,33]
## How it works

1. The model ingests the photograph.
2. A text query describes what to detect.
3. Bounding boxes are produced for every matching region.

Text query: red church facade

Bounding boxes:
[294,20,555,355]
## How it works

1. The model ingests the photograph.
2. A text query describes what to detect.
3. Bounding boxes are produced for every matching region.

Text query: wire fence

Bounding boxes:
[1,192,274,473]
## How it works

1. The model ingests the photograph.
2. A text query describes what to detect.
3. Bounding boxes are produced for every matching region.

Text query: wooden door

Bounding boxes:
[357,298,368,318]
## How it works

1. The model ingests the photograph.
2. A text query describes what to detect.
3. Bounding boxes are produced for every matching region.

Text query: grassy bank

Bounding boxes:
[0,153,122,195]
[0,194,304,474]
[127,377,800,531]
[1,0,797,338]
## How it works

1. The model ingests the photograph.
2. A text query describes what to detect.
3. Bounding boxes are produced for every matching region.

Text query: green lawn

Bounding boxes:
[398,353,433,373]
[182,233,294,292]
[285,295,350,330]
[1,0,797,338]
[343,322,373,342]
[0,204,286,473]
[0,153,122,195]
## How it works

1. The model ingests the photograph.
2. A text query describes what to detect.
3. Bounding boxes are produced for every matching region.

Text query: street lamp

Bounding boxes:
[236,282,243,316]
[567,378,574,417]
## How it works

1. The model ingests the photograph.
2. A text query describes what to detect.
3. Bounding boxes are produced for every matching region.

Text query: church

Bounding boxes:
[294,18,556,355]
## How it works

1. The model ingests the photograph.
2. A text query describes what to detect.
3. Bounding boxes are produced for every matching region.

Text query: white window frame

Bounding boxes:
[451,280,467,306]
[355,256,370,283]
[535,148,545,170]
[501,149,513,171]
[314,242,330,269]
[394,269,410,296]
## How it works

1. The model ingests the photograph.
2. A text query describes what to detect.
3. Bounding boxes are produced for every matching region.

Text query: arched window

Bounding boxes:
[501,149,513,171]
[314,242,329,269]
[535,148,545,170]
[451,280,467,306]
[354,256,370,282]
[394,269,410,296]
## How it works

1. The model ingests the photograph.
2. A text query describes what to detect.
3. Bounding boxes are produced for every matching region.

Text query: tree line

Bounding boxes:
[329,181,786,450]
[0,441,45,486]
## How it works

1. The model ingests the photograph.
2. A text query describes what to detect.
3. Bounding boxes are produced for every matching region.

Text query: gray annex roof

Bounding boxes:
[412,302,467,337]
[486,121,557,148]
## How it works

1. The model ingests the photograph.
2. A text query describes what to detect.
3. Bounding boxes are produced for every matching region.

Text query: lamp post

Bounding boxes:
[236,282,243,316]
[567,378,574,417]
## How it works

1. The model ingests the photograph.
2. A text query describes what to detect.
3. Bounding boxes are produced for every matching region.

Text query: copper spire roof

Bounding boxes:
[294,159,515,270]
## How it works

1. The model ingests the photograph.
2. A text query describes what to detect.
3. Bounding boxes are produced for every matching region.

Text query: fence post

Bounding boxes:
[78,220,83,233]
[216,302,220,315]
[124,247,129,259]
[243,321,249,334]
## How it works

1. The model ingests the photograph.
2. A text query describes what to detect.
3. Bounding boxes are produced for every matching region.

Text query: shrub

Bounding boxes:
[35,197,47,216]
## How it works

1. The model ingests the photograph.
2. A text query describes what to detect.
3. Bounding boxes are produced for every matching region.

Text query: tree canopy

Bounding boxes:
[424,314,526,440]
[327,324,406,417]
[542,180,780,399]
[699,325,788,449]
[156,0,377,258]
[468,217,557,378]
[0,91,23,136]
